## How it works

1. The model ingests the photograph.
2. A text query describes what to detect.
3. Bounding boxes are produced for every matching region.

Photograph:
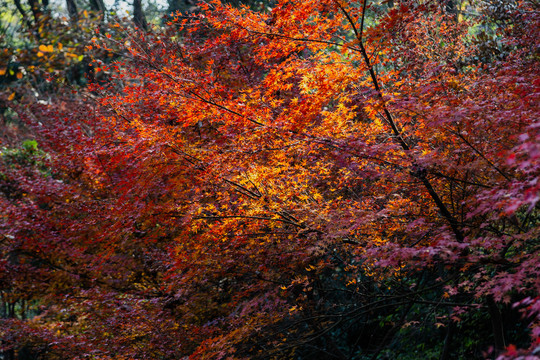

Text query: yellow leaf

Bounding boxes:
[57,42,63,51]
[39,44,54,53]
[37,51,44,57]
[83,10,88,18]
[8,92,15,101]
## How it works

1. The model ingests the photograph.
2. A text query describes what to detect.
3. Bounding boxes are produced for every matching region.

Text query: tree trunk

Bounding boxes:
[89,0,105,13]
[27,0,43,24]
[440,320,455,360]
[487,296,506,351]
[133,0,148,31]
[13,0,33,27]
[66,0,78,22]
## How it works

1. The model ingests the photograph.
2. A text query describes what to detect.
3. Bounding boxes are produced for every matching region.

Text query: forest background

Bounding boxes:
[0,0,539,359]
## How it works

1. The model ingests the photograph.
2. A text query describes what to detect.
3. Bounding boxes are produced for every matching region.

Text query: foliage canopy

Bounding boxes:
[1,0,539,359]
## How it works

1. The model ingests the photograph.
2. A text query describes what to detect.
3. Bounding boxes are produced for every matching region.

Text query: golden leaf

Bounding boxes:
[39,44,53,52]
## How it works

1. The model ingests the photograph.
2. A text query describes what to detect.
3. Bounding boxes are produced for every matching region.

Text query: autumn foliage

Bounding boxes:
[1,0,539,359]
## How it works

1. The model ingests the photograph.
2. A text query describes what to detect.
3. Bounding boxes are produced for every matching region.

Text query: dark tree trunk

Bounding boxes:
[66,0,79,21]
[27,0,43,24]
[487,296,506,351]
[13,0,33,27]
[133,0,148,31]
[89,0,105,13]
[440,320,455,360]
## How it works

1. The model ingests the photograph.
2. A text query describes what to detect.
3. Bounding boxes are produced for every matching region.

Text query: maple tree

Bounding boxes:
[1,0,539,359]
